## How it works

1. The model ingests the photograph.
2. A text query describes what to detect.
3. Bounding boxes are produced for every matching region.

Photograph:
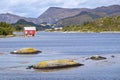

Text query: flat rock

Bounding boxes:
[10,48,41,54]
[29,59,83,69]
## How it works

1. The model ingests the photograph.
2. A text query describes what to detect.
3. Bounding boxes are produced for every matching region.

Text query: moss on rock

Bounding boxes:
[10,48,41,54]
[32,59,83,69]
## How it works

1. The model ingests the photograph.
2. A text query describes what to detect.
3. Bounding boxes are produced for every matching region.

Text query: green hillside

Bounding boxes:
[12,19,52,31]
[61,16,120,32]
[12,19,38,31]
[56,11,107,27]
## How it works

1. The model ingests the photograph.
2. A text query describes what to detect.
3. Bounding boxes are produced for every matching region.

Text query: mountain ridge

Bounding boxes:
[0,5,119,26]
[0,13,38,24]
[37,7,90,24]
[55,5,120,27]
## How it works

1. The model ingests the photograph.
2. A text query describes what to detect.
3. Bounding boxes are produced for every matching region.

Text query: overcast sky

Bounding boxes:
[0,0,120,18]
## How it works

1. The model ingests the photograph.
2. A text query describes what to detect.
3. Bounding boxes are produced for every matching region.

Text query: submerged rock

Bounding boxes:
[10,48,41,54]
[90,55,107,60]
[28,59,84,69]
[111,55,115,58]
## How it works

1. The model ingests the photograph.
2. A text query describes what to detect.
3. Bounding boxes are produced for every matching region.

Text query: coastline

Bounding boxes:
[48,30,120,33]
[0,34,24,38]
[1,31,120,38]
[0,35,15,38]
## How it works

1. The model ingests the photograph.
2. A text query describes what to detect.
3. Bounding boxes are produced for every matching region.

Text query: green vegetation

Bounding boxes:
[12,19,52,31]
[61,16,120,32]
[0,22,14,35]
[12,19,38,31]
[14,24,24,31]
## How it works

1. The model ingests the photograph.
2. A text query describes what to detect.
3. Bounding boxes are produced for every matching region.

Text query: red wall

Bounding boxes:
[24,30,36,36]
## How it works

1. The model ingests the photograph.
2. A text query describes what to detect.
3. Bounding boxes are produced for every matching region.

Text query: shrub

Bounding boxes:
[0,22,14,35]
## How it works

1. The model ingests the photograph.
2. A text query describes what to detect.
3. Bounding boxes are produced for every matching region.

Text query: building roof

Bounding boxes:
[24,27,36,30]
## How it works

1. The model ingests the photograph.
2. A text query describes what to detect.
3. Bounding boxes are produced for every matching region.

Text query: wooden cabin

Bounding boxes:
[24,27,36,36]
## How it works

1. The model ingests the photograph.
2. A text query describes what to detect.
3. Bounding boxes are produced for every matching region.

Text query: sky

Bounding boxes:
[0,0,120,18]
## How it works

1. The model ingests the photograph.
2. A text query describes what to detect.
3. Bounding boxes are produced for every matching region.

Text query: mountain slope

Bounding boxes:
[55,5,120,27]
[38,7,90,24]
[56,11,107,27]
[0,5,120,26]
[0,13,38,24]
[0,13,22,23]
[93,5,120,16]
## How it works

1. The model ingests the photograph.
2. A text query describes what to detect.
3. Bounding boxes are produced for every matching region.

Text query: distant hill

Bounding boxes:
[13,19,38,26]
[0,13,22,23]
[12,19,52,31]
[55,5,120,27]
[0,13,38,24]
[61,16,120,32]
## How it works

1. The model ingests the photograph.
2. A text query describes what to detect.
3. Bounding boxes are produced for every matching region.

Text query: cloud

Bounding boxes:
[0,0,119,18]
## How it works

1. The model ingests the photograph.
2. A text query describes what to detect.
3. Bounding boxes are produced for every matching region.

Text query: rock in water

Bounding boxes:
[32,59,84,69]
[10,48,41,54]
[90,55,107,60]
[111,55,115,58]
[0,53,4,55]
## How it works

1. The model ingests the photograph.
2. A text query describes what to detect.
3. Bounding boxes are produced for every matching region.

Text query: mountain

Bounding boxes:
[37,7,90,24]
[56,11,107,27]
[0,13,38,24]
[93,5,120,16]
[0,7,90,25]
[0,13,22,23]
[55,5,120,27]
[0,5,120,27]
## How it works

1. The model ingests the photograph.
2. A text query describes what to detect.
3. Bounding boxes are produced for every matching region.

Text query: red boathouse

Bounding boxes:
[24,27,36,36]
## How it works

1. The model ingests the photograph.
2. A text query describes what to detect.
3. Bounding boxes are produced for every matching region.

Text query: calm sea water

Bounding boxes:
[0,32,120,80]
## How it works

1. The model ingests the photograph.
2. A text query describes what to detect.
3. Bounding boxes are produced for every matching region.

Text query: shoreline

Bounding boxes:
[0,34,24,38]
[1,31,120,38]
[48,31,120,33]
[0,35,15,38]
